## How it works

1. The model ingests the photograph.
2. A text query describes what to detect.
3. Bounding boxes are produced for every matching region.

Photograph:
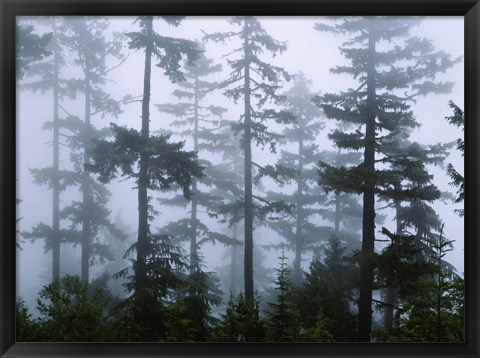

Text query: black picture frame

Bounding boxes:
[1,0,478,357]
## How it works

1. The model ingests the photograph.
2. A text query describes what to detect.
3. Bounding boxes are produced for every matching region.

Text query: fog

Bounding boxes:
[16,16,464,320]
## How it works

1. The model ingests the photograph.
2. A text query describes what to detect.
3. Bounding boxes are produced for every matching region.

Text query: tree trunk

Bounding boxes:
[384,197,401,330]
[81,61,92,284]
[230,224,238,295]
[243,18,254,306]
[293,134,304,285]
[52,21,61,281]
[135,15,153,327]
[436,243,443,340]
[334,147,341,235]
[358,19,377,342]
[383,287,395,330]
[189,76,200,274]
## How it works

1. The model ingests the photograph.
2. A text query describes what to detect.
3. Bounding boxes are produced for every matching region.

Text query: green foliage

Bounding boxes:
[167,262,223,341]
[35,275,112,341]
[114,234,188,341]
[375,228,464,342]
[297,237,357,341]
[265,249,302,341]
[398,228,463,342]
[16,298,41,341]
[161,300,197,342]
[213,293,266,342]
[87,15,204,335]
[395,276,463,342]
[16,278,144,342]
[304,310,335,342]
[445,101,464,217]
[377,228,437,298]
[88,123,204,199]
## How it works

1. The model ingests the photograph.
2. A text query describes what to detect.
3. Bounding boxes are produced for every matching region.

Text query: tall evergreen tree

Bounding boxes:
[213,293,266,342]
[376,138,450,330]
[377,227,463,342]
[205,16,294,307]
[21,18,79,281]
[13,22,47,247]
[58,17,126,283]
[114,233,188,340]
[169,257,223,341]
[100,211,135,299]
[87,16,203,332]
[156,48,238,272]
[265,73,329,285]
[205,126,246,296]
[376,227,437,333]
[298,237,357,341]
[265,248,301,341]
[314,17,459,341]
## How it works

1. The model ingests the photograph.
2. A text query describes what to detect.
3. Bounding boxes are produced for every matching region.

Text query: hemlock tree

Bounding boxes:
[168,258,223,341]
[213,293,266,342]
[100,211,135,299]
[298,236,357,341]
[87,16,203,332]
[156,49,239,272]
[265,73,330,285]
[156,54,247,334]
[16,22,52,251]
[59,17,126,283]
[21,18,79,281]
[379,227,464,342]
[206,127,246,297]
[205,16,294,307]
[216,233,274,303]
[313,17,459,341]
[114,233,188,340]
[265,248,301,341]
[376,228,436,335]
[375,139,450,330]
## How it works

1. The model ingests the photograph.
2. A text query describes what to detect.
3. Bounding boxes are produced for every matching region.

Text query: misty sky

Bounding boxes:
[16,16,464,311]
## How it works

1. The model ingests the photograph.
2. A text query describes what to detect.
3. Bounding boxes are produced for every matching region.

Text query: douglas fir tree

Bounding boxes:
[88,16,203,338]
[205,17,294,314]
[314,17,459,341]
[22,18,79,281]
[264,73,329,285]
[58,17,126,283]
